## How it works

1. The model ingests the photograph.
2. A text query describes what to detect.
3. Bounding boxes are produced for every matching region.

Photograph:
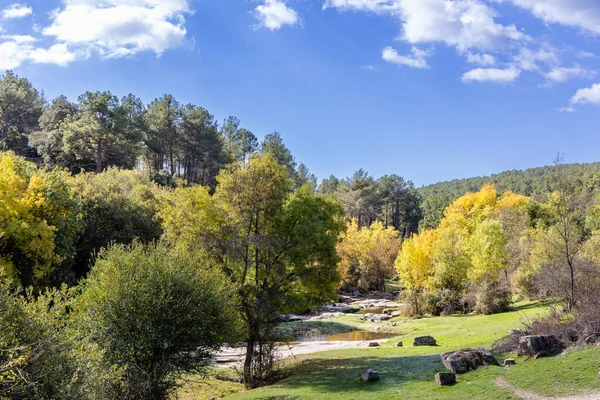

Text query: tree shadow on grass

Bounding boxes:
[277,353,448,394]
[509,301,547,313]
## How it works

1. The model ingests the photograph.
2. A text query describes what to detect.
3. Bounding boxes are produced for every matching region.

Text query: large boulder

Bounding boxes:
[435,372,456,386]
[441,348,498,374]
[517,335,562,357]
[361,369,380,382]
[414,336,437,346]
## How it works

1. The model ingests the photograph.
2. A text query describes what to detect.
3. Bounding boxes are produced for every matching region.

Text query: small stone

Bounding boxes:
[503,359,516,366]
[361,368,380,382]
[394,341,403,347]
[368,342,380,347]
[597,371,600,379]
[414,336,437,346]
[435,372,456,386]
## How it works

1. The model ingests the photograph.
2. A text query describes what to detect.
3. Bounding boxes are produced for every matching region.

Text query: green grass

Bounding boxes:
[178,301,600,399]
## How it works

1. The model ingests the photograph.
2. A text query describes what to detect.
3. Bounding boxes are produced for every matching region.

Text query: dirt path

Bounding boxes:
[495,376,600,400]
[215,339,389,368]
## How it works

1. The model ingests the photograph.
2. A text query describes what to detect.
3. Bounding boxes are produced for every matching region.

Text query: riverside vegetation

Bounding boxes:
[2,70,600,399]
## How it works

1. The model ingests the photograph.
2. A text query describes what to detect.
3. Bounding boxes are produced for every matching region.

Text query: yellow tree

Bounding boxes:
[337,220,401,291]
[395,229,436,315]
[0,152,80,287]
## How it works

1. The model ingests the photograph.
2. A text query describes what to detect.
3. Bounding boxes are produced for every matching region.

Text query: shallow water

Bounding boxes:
[292,331,396,342]
[358,306,388,314]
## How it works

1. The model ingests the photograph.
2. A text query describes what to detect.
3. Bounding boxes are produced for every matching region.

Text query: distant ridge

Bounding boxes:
[416,162,600,228]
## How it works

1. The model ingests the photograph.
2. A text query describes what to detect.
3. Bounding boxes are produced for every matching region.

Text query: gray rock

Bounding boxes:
[394,341,403,347]
[361,368,380,382]
[503,359,516,366]
[353,291,362,297]
[435,372,456,386]
[585,334,600,345]
[441,348,499,374]
[370,314,393,322]
[368,342,380,347]
[509,328,525,336]
[414,336,437,346]
[517,335,562,357]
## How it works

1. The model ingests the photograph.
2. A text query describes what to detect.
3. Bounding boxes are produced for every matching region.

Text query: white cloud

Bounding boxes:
[29,43,76,66]
[513,47,559,71]
[462,66,521,83]
[578,51,596,59]
[382,46,431,68]
[502,0,600,35]
[557,106,575,112]
[1,34,36,43]
[467,52,496,66]
[43,0,192,58]
[0,39,76,69]
[2,3,33,19]
[571,82,600,105]
[254,0,299,30]
[323,0,401,14]
[545,65,596,84]
[325,0,529,52]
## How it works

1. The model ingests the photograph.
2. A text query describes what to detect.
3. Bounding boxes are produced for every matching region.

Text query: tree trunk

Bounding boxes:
[96,137,103,173]
[243,334,255,388]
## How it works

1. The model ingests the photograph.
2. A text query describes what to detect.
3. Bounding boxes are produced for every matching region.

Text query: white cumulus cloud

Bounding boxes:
[545,65,596,84]
[382,46,431,68]
[467,52,496,66]
[513,47,559,71]
[325,0,529,52]
[571,82,600,106]
[502,0,600,35]
[462,66,521,83]
[2,3,33,20]
[254,0,299,30]
[0,39,76,69]
[43,0,192,58]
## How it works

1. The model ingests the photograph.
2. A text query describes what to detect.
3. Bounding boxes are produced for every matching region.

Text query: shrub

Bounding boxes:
[422,289,463,316]
[473,281,511,315]
[0,277,78,399]
[74,242,238,400]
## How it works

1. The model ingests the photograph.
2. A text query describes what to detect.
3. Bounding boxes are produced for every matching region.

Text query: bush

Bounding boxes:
[0,278,78,399]
[74,242,238,400]
[422,289,463,316]
[473,281,511,315]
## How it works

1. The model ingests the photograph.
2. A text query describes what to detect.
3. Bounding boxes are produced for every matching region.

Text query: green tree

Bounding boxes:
[74,242,237,400]
[29,95,78,168]
[0,71,44,153]
[71,168,164,278]
[161,154,345,387]
[261,132,296,178]
[180,104,224,186]
[145,95,181,176]
[62,91,138,173]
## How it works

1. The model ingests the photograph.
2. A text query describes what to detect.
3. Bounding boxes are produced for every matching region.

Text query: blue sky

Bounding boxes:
[1,0,600,186]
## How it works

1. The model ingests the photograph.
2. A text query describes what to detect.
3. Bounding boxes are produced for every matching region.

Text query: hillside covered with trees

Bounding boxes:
[418,162,600,228]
